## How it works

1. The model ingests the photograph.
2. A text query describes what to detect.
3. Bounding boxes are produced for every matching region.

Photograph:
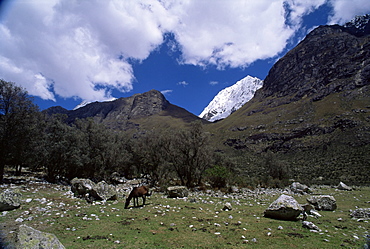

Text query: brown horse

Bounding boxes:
[125,186,151,209]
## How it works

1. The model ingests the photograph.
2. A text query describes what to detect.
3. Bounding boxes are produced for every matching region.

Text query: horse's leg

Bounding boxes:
[125,197,131,209]
[142,196,146,206]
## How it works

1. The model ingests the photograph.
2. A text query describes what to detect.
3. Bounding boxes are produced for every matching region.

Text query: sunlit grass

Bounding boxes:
[1,183,369,248]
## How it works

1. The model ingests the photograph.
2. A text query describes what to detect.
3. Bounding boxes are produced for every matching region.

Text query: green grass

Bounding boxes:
[1,183,369,248]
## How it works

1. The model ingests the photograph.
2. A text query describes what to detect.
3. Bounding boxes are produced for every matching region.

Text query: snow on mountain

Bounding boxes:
[199,75,263,122]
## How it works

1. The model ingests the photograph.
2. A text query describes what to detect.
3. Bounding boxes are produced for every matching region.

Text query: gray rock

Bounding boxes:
[167,186,189,198]
[307,195,337,211]
[290,182,311,194]
[71,178,96,198]
[91,181,117,201]
[17,224,65,249]
[223,202,232,211]
[350,208,370,219]
[264,194,303,220]
[0,188,22,211]
[337,182,352,191]
[302,221,321,231]
[71,178,117,201]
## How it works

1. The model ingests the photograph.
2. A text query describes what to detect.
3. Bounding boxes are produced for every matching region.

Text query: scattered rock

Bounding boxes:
[290,182,311,194]
[350,208,370,219]
[223,202,232,211]
[110,172,127,184]
[17,224,65,249]
[0,188,22,211]
[307,195,337,211]
[264,194,303,220]
[337,182,352,191]
[167,186,189,198]
[302,221,321,231]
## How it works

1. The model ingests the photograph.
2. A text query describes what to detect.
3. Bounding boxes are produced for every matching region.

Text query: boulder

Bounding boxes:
[264,194,303,220]
[0,188,22,211]
[91,181,118,201]
[337,182,352,191]
[307,195,337,211]
[290,182,311,194]
[223,202,233,211]
[17,225,65,249]
[167,186,189,198]
[350,208,370,219]
[71,178,117,201]
[71,178,96,198]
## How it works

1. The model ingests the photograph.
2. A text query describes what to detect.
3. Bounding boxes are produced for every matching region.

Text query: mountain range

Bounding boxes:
[45,15,370,184]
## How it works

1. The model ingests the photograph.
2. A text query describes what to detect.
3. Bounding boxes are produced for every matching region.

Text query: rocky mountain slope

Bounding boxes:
[208,15,370,184]
[44,89,206,130]
[199,75,263,122]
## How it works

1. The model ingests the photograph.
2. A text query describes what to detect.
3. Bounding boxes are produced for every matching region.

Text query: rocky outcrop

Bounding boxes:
[264,194,303,220]
[17,225,65,249]
[260,20,370,104]
[307,195,337,211]
[0,188,22,211]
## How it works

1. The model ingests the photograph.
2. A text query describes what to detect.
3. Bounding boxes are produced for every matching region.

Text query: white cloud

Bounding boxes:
[177,81,189,86]
[209,81,219,86]
[0,0,369,103]
[0,0,171,103]
[328,0,370,24]
[161,89,173,96]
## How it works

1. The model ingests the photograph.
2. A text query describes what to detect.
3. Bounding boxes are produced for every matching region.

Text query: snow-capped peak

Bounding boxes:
[199,75,263,122]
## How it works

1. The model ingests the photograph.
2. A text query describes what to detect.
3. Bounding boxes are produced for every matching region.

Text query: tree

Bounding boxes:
[165,121,213,187]
[0,79,39,183]
[132,129,170,186]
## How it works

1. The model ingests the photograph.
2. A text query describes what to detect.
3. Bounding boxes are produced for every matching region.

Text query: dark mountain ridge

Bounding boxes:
[44,89,206,130]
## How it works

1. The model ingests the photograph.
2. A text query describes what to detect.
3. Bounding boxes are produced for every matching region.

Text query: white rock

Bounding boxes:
[15,218,24,223]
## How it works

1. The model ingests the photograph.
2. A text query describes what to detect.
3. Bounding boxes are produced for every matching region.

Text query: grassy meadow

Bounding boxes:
[1,181,369,248]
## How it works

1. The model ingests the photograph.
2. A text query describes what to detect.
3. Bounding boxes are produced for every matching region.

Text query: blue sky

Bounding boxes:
[1,1,370,116]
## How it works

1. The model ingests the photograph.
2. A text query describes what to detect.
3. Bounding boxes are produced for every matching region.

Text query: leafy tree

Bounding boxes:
[41,114,83,182]
[74,118,132,181]
[132,130,170,186]
[165,121,213,187]
[0,80,39,182]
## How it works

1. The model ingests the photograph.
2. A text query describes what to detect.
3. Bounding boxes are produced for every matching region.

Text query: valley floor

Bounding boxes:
[0,172,369,248]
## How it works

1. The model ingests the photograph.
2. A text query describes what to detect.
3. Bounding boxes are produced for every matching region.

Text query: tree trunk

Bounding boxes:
[0,162,5,183]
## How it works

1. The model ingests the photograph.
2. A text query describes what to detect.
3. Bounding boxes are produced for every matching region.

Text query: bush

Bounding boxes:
[205,165,230,189]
